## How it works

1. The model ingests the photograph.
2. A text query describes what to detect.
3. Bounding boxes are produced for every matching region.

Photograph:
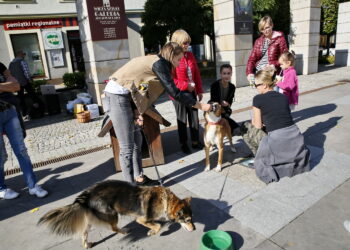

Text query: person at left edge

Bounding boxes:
[104,42,212,186]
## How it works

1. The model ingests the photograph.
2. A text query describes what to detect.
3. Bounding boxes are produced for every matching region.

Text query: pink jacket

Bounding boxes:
[172,51,203,94]
[277,66,299,105]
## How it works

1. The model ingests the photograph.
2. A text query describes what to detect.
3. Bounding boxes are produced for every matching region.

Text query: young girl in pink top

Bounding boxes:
[276,51,299,110]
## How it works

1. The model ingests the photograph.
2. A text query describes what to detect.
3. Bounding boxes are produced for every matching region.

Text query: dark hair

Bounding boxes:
[220,64,232,73]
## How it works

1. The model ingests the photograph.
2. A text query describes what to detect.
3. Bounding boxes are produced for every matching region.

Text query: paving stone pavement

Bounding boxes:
[4,65,350,174]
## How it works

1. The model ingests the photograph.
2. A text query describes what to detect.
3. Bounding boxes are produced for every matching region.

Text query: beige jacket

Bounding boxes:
[110,55,164,115]
[109,55,196,126]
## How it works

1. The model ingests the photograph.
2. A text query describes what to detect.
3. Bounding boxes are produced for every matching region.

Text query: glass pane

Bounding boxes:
[10,33,45,77]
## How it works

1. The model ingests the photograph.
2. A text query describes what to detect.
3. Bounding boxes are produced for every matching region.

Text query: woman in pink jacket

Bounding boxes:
[276,51,299,110]
[171,29,204,154]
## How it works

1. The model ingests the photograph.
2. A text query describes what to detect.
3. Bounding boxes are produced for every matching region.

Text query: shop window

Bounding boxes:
[10,33,45,77]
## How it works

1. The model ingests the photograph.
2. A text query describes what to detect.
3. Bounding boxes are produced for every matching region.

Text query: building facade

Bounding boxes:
[0,0,146,82]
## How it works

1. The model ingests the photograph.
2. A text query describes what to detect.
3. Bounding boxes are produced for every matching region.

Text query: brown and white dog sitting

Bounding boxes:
[204,102,236,172]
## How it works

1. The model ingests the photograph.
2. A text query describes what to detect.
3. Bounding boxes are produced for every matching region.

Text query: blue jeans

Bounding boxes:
[104,92,143,183]
[0,106,36,190]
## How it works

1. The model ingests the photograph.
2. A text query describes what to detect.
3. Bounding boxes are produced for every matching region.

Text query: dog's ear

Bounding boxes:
[184,197,192,204]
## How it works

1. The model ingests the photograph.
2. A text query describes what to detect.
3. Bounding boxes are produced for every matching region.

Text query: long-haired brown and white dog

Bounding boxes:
[204,102,236,172]
[38,180,195,248]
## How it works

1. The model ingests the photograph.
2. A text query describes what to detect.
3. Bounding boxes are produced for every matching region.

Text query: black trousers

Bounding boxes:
[172,100,199,145]
[17,83,42,116]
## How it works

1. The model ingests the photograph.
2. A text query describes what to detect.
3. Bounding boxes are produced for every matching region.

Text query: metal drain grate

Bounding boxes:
[4,144,111,176]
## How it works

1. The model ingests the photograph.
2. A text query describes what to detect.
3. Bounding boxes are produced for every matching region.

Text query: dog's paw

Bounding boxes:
[204,165,210,171]
[83,242,93,249]
[147,229,157,236]
[214,165,222,172]
[118,229,128,235]
[230,146,237,153]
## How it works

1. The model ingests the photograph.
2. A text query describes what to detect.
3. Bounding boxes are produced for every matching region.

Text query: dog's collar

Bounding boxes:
[208,121,221,125]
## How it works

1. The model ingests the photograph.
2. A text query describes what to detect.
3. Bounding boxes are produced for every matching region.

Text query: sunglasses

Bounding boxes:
[182,41,190,45]
[254,83,263,88]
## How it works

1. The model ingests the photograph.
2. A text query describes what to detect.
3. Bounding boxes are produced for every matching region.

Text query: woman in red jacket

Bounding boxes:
[171,29,204,154]
[246,15,288,84]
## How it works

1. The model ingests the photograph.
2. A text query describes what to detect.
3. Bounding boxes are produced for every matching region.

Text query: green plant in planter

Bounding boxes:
[63,72,86,88]
[32,79,48,93]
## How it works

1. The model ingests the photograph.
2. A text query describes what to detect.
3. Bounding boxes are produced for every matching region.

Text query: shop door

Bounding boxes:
[10,33,45,77]
[67,30,85,72]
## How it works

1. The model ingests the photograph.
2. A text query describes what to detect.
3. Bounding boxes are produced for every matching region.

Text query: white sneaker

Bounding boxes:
[29,185,48,198]
[0,188,19,200]
[344,220,350,233]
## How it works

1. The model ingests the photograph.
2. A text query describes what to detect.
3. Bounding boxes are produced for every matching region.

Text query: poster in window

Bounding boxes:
[50,49,64,67]
[234,0,253,34]
[86,0,128,41]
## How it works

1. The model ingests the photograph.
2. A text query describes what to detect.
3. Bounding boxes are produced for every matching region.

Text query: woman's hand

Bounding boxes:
[247,74,254,84]
[194,102,211,112]
[197,93,203,102]
[221,101,229,107]
[187,82,195,92]
[135,115,144,126]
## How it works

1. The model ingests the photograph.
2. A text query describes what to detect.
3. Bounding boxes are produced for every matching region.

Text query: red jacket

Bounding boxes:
[172,51,203,94]
[246,31,288,75]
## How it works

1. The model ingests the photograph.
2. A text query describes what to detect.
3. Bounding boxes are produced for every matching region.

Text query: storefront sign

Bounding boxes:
[42,30,64,50]
[234,0,253,34]
[86,0,128,41]
[4,19,63,30]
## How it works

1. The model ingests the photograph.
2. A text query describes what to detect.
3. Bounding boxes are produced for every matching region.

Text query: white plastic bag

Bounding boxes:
[76,93,92,104]
[86,104,100,119]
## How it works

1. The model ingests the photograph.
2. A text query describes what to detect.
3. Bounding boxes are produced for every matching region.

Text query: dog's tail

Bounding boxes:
[38,202,88,236]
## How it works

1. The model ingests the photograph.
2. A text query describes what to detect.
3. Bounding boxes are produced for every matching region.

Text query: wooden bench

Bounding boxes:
[98,108,170,172]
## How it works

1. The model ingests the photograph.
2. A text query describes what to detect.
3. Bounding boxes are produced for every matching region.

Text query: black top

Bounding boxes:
[0,62,13,111]
[152,55,196,107]
[209,79,236,116]
[253,91,294,132]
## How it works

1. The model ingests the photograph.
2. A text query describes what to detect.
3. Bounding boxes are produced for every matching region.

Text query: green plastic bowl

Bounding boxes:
[200,230,233,250]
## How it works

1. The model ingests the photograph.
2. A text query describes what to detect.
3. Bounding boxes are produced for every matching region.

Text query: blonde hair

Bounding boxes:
[279,51,296,66]
[255,65,277,88]
[258,15,274,32]
[159,42,183,67]
[171,29,191,46]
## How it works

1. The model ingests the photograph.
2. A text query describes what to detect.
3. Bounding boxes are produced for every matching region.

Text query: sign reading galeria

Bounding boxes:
[42,30,64,50]
[86,0,128,41]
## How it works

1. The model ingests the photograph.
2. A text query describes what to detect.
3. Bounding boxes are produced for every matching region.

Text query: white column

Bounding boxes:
[335,2,350,66]
[214,0,252,87]
[76,0,130,105]
[289,0,321,75]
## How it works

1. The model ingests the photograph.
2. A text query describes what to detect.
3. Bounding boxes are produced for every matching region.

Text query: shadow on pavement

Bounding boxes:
[292,103,337,124]
[0,157,115,221]
[304,116,342,169]
[117,197,243,249]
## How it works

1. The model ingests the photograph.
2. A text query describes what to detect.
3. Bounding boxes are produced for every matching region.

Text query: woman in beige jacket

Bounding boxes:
[104,42,211,185]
